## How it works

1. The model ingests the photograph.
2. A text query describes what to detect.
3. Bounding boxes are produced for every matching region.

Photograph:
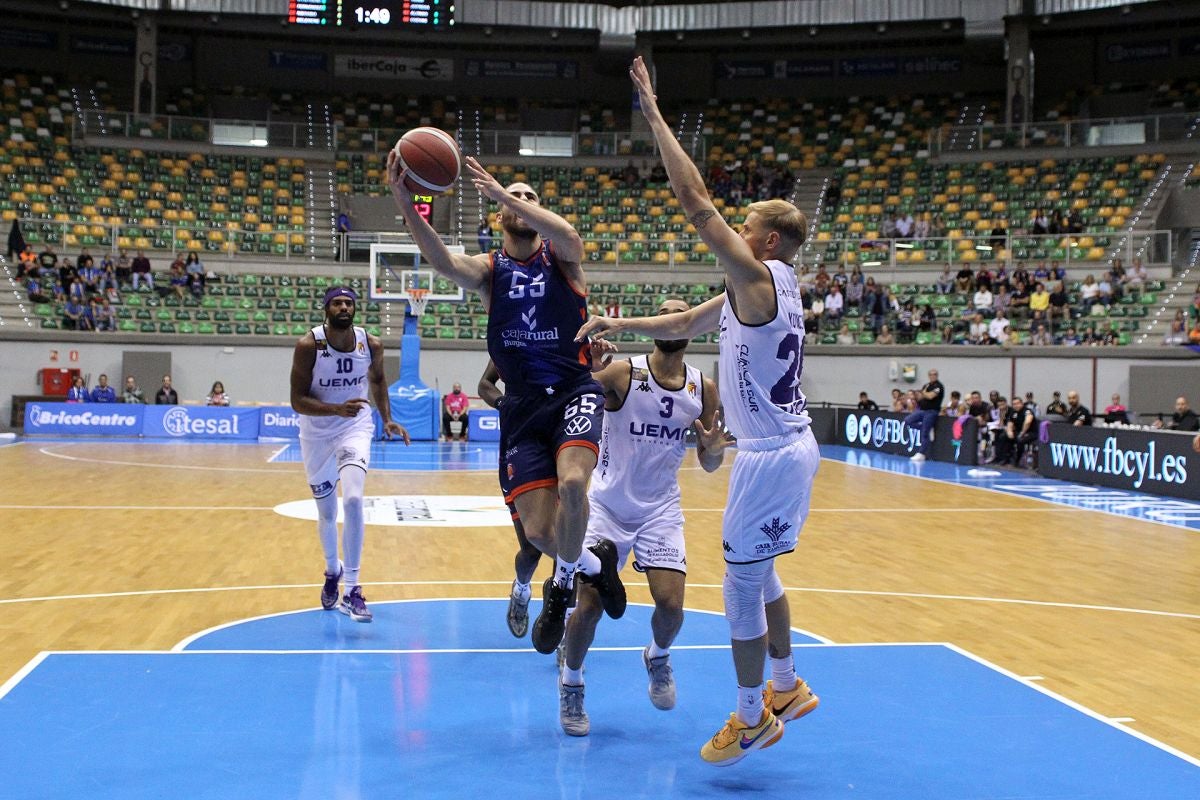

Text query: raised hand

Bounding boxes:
[464,156,508,203]
[588,337,618,370]
[694,407,734,456]
[629,56,663,123]
[575,314,625,343]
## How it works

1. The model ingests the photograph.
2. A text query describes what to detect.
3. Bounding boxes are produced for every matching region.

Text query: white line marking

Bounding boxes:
[1022,675,1045,681]
[680,507,1045,513]
[0,505,275,512]
[829,455,1198,532]
[37,445,296,474]
[1110,717,1136,723]
[0,652,49,702]
[943,643,1200,768]
[266,444,290,463]
[0,503,1040,514]
[4,580,1197,621]
[171,598,833,651]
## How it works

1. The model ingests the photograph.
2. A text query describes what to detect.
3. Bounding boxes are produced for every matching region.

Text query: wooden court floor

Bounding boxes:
[1,439,1198,758]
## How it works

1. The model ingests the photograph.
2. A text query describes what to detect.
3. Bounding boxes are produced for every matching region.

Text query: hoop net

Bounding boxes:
[407,288,430,318]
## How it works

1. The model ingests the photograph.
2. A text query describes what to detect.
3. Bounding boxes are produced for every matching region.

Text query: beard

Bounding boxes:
[655,338,688,353]
[501,217,537,240]
[327,311,354,330]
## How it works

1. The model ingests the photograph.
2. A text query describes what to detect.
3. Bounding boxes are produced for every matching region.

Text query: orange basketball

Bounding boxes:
[394,127,461,194]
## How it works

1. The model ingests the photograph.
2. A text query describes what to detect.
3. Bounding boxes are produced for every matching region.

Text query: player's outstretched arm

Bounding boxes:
[368,335,410,443]
[464,156,584,266]
[478,359,503,409]
[694,379,733,473]
[387,151,489,295]
[630,56,767,289]
[577,293,725,343]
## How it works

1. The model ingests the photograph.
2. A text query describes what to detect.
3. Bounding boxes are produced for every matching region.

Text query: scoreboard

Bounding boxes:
[288,1,454,28]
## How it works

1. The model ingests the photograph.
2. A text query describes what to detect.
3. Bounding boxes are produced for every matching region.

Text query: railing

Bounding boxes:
[931,111,1200,155]
[73,111,701,159]
[11,215,1172,272]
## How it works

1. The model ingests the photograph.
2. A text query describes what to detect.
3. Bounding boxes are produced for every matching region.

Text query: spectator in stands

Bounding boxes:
[972,284,993,314]
[1189,318,1200,345]
[1030,322,1052,346]
[882,214,898,240]
[62,295,84,330]
[1048,281,1069,323]
[890,389,905,412]
[1103,394,1129,425]
[940,322,957,344]
[903,369,944,462]
[185,253,205,295]
[115,250,131,284]
[914,213,930,240]
[1044,392,1067,418]
[954,266,974,294]
[995,396,1037,467]
[1078,274,1100,313]
[857,392,879,411]
[1011,262,1031,292]
[1050,260,1067,284]
[1029,282,1051,322]
[1031,210,1049,235]
[206,381,230,406]
[68,274,86,303]
[442,382,470,441]
[896,300,916,343]
[1061,326,1080,346]
[835,322,854,345]
[169,258,188,300]
[824,178,841,208]
[867,286,896,334]
[919,304,937,333]
[155,375,178,405]
[824,283,845,325]
[67,376,89,403]
[18,244,36,278]
[992,263,1010,293]
[131,250,154,291]
[1163,312,1188,345]
[974,266,993,293]
[930,214,946,239]
[1125,259,1147,290]
[875,325,895,345]
[1025,391,1040,415]
[943,390,962,416]
[992,283,1012,317]
[989,222,1006,251]
[1096,273,1115,307]
[38,244,58,273]
[1152,397,1199,432]
[846,266,864,306]
[1067,209,1083,234]
[859,276,878,313]
[96,297,117,331]
[59,257,77,293]
[1064,391,1092,426]
[813,264,831,296]
[97,252,117,295]
[896,212,914,240]
[336,211,352,261]
[1032,262,1050,283]
[831,265,848,290]
[91,374,117,403]
[967,391,990,426]
[988,310,1010,344]
[80,298,98,331]
[477,219,492,254]
[123,376,145,404]
[935,265,954,294]
[1050,210,1065,235]
[604,299,621,318]
[25,274,50,304]
[1009,279,1031,317]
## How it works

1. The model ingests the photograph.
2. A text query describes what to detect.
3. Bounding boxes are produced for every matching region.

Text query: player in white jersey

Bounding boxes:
[290,286,409,623]
[576,56,821,766]
[557,298,728,736]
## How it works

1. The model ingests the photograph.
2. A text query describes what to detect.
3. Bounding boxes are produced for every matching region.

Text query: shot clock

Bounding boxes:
[287,1,454,28]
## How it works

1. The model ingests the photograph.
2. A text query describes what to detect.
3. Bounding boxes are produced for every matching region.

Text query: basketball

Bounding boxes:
[394,127,461,194]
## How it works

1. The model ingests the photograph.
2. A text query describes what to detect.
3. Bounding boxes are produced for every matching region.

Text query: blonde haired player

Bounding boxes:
[578,56,820,766]
[558,298,729,736]
[290,287,410,622]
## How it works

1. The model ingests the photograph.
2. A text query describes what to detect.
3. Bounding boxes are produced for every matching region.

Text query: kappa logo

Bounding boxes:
[760,517,792,543]
[636,382,652,392]
[722,540,734,553]
[521,307,537,330]
[564,415,593,435]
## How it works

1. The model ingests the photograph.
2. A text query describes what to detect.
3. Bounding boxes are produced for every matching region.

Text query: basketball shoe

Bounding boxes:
[699,710,783,766]
[531,578,572,654]
[558,675,589,736]
[643,648,676,710]
[339,586,373,623]
[577,538,626,619]
[321,562,343,610]
[764,678,820,723]
[506,580,530,638]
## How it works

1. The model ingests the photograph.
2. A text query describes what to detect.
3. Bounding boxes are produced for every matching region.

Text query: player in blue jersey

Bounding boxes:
[388,151,626,656]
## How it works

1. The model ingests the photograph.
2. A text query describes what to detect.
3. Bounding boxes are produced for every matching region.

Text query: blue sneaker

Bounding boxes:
[321,562,343,610]
[339,585,373,623]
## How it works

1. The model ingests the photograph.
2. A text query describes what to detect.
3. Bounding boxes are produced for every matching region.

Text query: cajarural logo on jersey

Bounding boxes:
[502,305,559,348]
[163,406,241,437]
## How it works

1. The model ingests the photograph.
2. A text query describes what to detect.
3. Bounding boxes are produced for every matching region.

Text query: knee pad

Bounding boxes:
[722,561,772,641]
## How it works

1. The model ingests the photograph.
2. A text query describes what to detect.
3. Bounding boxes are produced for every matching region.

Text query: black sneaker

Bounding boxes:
[579,539,627,619]
[531,578,572,654]
[320,562,343,610]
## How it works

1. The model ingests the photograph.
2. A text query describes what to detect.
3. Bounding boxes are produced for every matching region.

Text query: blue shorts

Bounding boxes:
[498,379,604,505]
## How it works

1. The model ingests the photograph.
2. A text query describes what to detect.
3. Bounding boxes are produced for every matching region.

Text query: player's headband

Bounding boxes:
[323,286,358,308]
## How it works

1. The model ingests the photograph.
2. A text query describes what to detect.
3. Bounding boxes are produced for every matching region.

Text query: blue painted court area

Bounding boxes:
[271,439,501,471]
[2,600,1197,799]
[823,444,1200,531]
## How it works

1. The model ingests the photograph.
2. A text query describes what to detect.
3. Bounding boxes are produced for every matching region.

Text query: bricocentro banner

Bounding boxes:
[1039,423,1197,501]
[24,402,143,436]
[835,408,979,466]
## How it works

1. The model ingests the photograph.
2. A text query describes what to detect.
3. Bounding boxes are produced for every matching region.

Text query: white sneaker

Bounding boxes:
[910,453,926,462]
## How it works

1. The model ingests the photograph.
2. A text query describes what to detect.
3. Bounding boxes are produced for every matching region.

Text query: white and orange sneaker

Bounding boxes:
[764,678,820,723]
[699,710,783,766]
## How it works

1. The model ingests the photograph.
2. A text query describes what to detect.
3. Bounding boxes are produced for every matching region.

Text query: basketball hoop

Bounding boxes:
[407,288,430,318]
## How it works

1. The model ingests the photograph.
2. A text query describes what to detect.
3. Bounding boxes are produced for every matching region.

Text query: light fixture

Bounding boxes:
[976,244,993,251]
[808,26,818,36]
[895,242,913,249]
[861,260,882,267]
[483,26,493,36]
[941,19,952,31]
[741,29,751,39]
[549,29,559,39]
[876,23,887,34]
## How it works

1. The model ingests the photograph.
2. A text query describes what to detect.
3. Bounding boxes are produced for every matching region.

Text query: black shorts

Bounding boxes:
[498,379,604,505]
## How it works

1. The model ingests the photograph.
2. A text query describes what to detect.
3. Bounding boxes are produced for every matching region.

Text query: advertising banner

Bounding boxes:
[1039,424,1196,501]
[836,409,978,466]
[468,409,501,442]
[334,55,452,81]
[465,59,577,79]
[258,406,302,439]
[143,405,260,440]
[269,50,328,71]
[24,402,143,436]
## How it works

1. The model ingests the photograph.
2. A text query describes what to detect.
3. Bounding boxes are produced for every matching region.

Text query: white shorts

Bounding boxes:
[722,427,819,564]
[300,428,373,498]
[585,497,686,574]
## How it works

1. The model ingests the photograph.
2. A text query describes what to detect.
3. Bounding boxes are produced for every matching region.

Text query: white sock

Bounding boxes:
[647,641,669,659]
[512,580,531,601]
[575,547,602,576]
[737,683,764,726]
[315,495,340,574]
[770,655,797,692]
[340,468,366,593]
[554,556,576,589]
[561,665,584,686]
